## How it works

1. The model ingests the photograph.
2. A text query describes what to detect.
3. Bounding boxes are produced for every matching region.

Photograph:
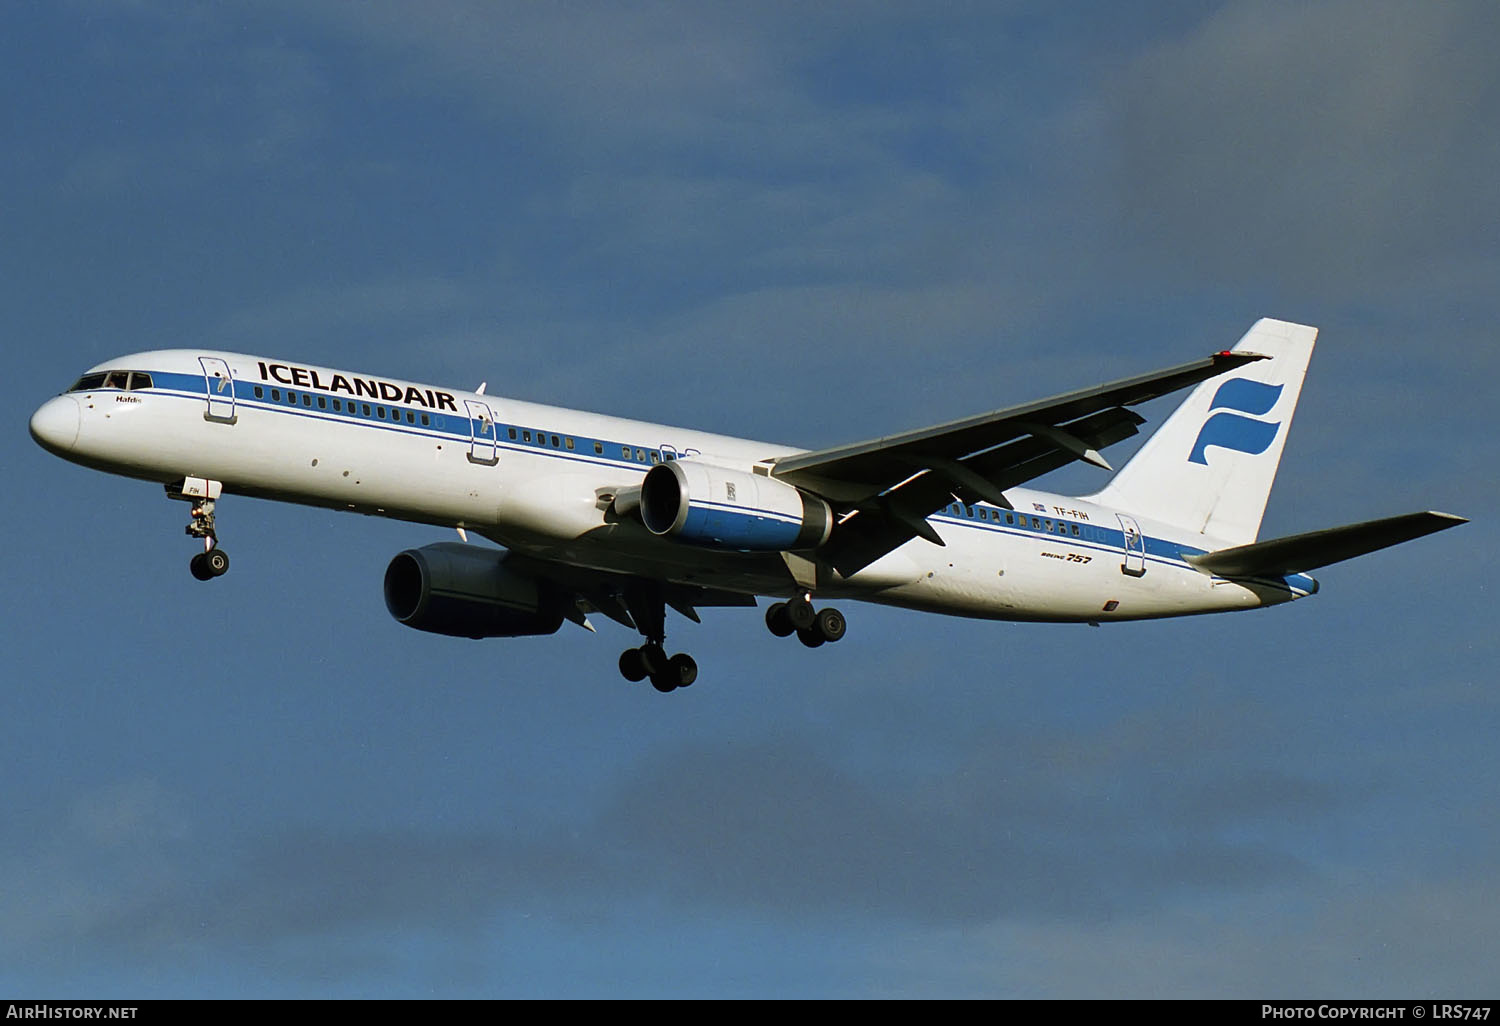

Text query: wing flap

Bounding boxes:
[822,406,1145,578]
[1185,511,1468,578]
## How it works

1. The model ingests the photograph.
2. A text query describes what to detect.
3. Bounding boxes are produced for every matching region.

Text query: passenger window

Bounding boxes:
[1071,524,1080,536]
[649,451,660,464]
[635,449,645,462]
[551,434,560,448]
[302,394,312,407]
[377,406,386,419]
[621,446,630,459]
[254,386,264,399]
[1005,513,1014,525]
[287,392,297,404]
[523,430,531,443]
[508,428,517,440]
[565,438,574,450]
[317,396,327,409]
[594,441,603,455]
[333,398,342,412]
[271,389,281,402]
[361,404,371,416]
[421,414,430,426]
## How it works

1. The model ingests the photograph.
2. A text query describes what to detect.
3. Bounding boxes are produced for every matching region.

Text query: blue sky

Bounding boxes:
[4,1,1496,998]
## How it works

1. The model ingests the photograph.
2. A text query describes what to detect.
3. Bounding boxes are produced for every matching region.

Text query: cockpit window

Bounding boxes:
[70,373,108,392]
[71,370,154,392]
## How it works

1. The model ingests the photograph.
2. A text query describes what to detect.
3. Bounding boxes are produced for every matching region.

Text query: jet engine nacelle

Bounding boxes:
[639,460,832,552]
[383,542,565,639]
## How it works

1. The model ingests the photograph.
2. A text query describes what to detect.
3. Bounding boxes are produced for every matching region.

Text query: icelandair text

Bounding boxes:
[257,362,458,412]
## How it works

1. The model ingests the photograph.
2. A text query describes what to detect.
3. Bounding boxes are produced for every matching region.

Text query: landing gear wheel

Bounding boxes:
[797,625,826,648]
[815,607,845,643]
[787,598,816,631]
[765,602,796,637]
[189,552,213,581]
[649,653,698,693]
[619,647,648,682]
[205,548,229,577]
[668,653,697,688]
[638,643,667,679]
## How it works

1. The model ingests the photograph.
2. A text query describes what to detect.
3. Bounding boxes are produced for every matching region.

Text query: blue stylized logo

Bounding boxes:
[1188,379,1284,465]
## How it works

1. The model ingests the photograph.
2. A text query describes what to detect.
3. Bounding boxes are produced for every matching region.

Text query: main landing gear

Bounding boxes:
[169,479,230,581]
[619,644,697,693]
[765,595,846,648]
[616,583,697,693]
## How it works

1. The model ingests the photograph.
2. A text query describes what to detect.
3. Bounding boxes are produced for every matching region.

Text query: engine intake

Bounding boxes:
[384,542,565,639]
[640,460,832,552]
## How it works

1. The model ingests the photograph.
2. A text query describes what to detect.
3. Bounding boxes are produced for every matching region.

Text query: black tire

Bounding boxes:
[639,643,667,678]
[189,553,213,581]
[815,607,846,643]
[787,599,816,631]
[765,602,795,637]
[796,625,825,648]
[650,672,677,693]
[205,548,230,577]
[619,647,648,682]
[668,653,697,688]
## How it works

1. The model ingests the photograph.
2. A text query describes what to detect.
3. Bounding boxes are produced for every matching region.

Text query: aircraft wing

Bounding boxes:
[770,349,1267,577]
[1185,511,1468,579]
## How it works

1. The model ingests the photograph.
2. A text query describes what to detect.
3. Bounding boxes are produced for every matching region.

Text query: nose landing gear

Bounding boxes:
[168,478,230,580]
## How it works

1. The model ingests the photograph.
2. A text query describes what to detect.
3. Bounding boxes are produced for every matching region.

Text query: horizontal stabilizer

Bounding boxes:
[1186,511,1467,578]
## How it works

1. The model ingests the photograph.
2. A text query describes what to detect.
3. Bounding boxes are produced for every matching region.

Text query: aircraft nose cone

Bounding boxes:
[30,395,80,454]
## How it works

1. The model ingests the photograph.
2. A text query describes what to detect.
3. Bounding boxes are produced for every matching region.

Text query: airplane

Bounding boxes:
[29,317,1465,693]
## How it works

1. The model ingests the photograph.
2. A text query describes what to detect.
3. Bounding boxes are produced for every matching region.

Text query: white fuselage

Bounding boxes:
[31,350,1315,624]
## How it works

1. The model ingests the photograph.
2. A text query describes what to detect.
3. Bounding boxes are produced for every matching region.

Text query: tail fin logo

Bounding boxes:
[1188,379,1284,465]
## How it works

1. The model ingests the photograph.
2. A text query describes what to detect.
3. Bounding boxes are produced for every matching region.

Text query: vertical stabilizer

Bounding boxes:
[1087,318,1317,545]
